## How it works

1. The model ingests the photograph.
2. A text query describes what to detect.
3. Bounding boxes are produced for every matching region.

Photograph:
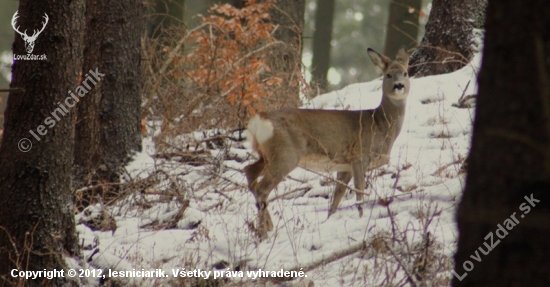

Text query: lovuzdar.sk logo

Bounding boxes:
[11,11,48,60]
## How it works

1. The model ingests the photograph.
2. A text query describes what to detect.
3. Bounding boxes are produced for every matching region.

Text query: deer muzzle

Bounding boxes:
[393,83,406,94]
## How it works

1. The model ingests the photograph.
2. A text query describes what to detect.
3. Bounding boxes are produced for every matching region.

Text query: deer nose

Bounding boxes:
[393,83,405,90]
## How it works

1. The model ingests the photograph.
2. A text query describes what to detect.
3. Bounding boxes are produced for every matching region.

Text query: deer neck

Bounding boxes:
[376,93,407,134]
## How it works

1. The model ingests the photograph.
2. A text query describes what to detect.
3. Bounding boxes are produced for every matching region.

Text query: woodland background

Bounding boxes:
[1,0,549,286]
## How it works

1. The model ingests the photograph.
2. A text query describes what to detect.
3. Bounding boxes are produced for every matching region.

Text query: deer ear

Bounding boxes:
[395,47,409,67]
[367,48,391,71]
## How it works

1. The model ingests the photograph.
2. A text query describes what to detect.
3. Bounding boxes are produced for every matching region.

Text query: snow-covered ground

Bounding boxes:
[76,33,481,286]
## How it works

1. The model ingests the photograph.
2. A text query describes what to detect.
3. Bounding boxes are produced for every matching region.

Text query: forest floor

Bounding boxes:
[76,32,482,287]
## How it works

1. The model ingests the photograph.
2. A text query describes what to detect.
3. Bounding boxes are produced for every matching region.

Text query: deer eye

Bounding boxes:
[404,72,408,77]
[386,74,392,79]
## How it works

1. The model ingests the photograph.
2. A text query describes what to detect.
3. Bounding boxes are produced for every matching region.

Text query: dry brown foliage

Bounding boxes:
[142,0,305,142]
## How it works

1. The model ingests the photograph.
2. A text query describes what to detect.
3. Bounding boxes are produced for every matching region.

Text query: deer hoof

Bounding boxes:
[327,208,336,219]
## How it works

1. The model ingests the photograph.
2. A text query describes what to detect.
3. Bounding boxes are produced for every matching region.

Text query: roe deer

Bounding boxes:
[244,47,410,240]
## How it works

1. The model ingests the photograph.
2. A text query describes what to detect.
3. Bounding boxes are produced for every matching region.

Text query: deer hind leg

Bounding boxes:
[328,171,353,217]
[244,157,266,201]
[252,171,288,240]
[351,159,370,201]
[244,155,297,240]
[244,158,271,237]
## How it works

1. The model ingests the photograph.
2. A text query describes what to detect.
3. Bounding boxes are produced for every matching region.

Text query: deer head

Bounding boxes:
[367,47,410,101]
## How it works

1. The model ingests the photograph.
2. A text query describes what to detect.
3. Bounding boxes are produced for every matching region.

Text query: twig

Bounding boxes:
[159,140,185,152]
[286,175,308,184]
[186,135,238,146]
[167,199,190,228]
[0,88,24,93]
[458,80,471,103]
[199,170,248,191]
[214,189,233,202]
[143,190,179,196]
[152,150,210,159]
[269,187,311,202]
[390,24,419,44]
[385,242,420,287]
[430,157,464,176]
[200,201,224,212]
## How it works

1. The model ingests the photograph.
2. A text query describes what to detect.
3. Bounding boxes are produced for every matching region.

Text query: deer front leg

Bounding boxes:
[351,159,370,201]
[328,171,353,217]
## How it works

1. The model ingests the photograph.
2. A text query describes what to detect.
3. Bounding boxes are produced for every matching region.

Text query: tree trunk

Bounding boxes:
[185,0,209,28]
[0,0,85,285]
[74,0,143,205]
[260,0,305,100]
[148,0,184,38]
[409,0,487,77]
[383,0,421,57]
[453,0,550,286]
[310,0,335,93]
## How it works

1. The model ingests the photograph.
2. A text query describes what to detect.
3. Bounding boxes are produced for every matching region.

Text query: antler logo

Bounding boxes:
[11,11,49,54]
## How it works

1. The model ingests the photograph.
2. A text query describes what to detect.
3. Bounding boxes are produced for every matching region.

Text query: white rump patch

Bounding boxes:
[247,115,274,145]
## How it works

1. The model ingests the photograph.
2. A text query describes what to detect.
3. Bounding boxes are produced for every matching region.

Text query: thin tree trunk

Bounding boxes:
[74,0,143,204]
[384,0,421,57]
[453,0,550,286]
[0,0,85,285]
[219,0,245,8]
[409,0,487,77]
[310,0,335,93]
[260,0,305,101]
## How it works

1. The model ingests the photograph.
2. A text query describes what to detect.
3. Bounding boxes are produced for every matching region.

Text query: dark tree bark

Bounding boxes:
[0,0,85,285]
[219,0,245,8]
[148,0,184,38]
[409,0,487,77]
[383,0,421,56]
[453,0,550,286]
[74,0,143,202]
[260,0,305,100]
[310,0,335,92]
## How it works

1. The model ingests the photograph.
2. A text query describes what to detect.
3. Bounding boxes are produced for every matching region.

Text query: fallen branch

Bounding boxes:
[273,240,367,282]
